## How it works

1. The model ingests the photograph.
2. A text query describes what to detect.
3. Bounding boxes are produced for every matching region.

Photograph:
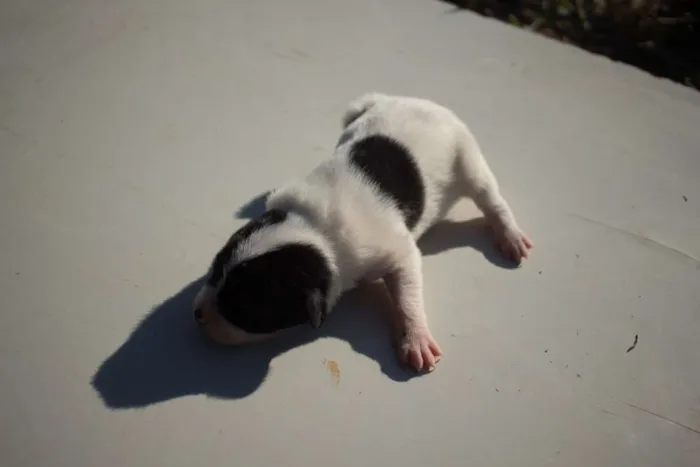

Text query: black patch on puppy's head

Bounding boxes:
[216,243,331,334]
[207,209,287,288]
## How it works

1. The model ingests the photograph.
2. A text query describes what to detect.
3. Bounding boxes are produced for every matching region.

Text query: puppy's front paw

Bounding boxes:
[397,327,443,373]
[493,226,533,264]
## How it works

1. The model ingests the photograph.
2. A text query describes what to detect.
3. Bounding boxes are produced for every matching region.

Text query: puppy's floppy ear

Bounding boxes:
[307,289,327,329]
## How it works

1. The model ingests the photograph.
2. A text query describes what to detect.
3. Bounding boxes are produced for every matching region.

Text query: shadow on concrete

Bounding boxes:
[235,190,270,219]
[418,217,520,269]
[92,278,407,409]
[92,194,517,409]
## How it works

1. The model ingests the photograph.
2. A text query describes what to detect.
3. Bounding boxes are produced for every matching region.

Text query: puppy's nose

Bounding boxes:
[194,308,205,324]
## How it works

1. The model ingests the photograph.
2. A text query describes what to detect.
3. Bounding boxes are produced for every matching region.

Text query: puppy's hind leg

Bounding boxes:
[456,132,533,263]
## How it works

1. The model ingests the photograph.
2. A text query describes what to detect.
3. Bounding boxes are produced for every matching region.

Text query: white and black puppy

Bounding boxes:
[193,93,533,373]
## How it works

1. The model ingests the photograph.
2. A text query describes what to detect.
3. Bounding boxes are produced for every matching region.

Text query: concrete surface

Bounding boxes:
[2,0,700,466]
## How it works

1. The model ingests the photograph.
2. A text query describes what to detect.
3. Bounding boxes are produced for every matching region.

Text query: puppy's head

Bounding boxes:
[193,209,333,346]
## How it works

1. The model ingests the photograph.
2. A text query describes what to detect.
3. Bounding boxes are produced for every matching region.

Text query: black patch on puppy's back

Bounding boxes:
[207,209,287,287]
[349,135,425,230]
[216,243,331,334]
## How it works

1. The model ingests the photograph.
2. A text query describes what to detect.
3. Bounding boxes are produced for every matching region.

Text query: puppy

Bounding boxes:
[193,93,533,373]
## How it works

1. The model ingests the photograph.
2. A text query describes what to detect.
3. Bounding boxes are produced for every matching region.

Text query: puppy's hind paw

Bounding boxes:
[494,226,533,264]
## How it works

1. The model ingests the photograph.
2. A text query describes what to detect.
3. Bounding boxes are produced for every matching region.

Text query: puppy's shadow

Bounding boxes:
[235,190,270,219]
[418,218,520,270]
[92,195,518,409]
[92,277,409,409]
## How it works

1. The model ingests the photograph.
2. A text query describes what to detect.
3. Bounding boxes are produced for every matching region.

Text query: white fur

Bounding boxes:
[268,92,526,300]
[196,93,532,372]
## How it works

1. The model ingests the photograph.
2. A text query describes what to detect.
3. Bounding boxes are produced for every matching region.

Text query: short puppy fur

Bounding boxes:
[193,93,533,372]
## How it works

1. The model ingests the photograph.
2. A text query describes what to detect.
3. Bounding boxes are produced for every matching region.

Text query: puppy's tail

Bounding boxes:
[341,92,386,128]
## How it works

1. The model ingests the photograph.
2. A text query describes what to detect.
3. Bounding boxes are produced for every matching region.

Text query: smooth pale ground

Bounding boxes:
[1,0,699,466]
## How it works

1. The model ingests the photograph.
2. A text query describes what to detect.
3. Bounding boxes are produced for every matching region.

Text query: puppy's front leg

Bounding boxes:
[384,238,442,373]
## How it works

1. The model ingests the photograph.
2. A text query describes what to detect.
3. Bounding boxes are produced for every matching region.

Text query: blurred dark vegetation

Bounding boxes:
[441,0,700,90]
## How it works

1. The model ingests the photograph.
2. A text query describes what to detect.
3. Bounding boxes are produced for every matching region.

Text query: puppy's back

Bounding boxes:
[336,93,471,238]
[267,93,475,287]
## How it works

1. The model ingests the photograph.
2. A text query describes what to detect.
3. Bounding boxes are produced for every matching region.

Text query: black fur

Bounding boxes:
[216,243,331,334]
[348,135,425,230]
[207,209,287,287]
